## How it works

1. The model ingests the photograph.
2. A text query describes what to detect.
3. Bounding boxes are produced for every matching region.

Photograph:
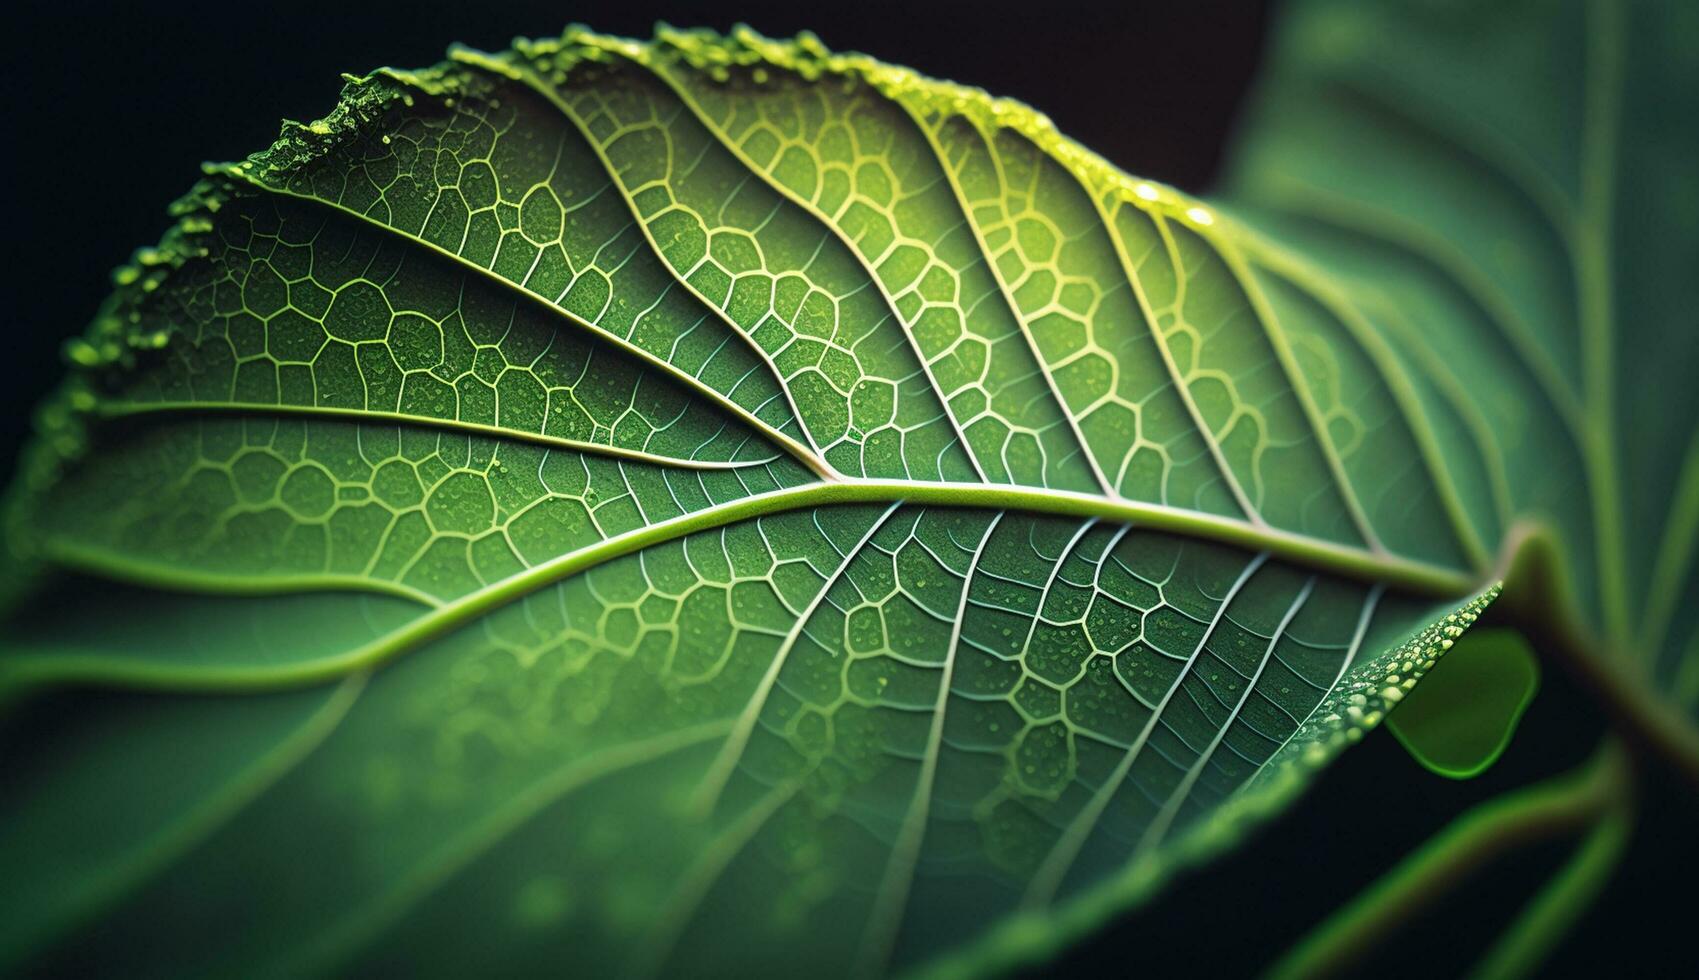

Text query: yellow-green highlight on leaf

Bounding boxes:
[1386,628,1539,780]
[2,0,1697,975]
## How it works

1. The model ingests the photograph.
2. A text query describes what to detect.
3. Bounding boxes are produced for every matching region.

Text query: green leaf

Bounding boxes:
[1222,0,1699,695]
[1387,628,1539,779]
[0,3,1691,976]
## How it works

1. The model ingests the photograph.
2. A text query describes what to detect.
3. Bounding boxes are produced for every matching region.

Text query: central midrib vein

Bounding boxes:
[14,476,1481,697]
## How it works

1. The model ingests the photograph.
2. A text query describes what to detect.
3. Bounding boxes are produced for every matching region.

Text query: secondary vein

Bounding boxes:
[214,161,833,482]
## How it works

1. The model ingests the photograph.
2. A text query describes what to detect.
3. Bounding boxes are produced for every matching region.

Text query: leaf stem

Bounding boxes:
[1498,523,1699,791]
[1464,785,1633,980]
[1262,738,1628,980]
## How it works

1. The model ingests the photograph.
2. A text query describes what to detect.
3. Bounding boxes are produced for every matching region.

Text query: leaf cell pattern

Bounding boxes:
[8,7,1689,977]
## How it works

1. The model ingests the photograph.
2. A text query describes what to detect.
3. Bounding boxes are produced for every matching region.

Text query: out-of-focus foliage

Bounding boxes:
[1,0,1693,975]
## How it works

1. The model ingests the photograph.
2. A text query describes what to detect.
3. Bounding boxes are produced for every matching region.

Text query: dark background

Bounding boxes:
[3,1,1692,977]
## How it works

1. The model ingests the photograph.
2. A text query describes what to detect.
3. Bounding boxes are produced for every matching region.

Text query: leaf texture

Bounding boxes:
[1224,0,1699,693]
[6,5,1690,975]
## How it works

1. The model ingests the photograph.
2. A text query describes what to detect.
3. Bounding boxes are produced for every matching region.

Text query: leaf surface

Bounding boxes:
[2,4,1691,975]
[1223,0,1699,693]
[1386,628,1539,780]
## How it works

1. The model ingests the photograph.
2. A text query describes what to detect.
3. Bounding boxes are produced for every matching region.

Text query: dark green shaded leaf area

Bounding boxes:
[1387,628,1539,779]
[1,0,1694,976]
